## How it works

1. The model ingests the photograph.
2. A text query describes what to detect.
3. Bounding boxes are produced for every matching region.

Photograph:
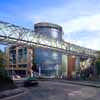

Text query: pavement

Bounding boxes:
[13,77,100,88]
[38,78,100,88]
[56,80,100,88]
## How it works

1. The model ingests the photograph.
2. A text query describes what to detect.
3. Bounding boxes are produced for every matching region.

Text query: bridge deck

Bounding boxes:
[0,21,97,57]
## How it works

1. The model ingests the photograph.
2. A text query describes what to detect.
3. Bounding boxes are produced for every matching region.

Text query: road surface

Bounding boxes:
[7,81,100,100]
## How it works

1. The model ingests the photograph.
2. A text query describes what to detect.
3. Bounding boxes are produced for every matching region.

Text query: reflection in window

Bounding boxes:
[52,52,58,60]
[51,29,58,38]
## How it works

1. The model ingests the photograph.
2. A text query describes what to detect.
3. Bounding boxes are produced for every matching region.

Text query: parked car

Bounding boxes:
[24,77,38,87]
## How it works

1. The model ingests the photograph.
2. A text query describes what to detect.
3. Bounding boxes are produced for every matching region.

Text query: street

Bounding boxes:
[7,81,100,100]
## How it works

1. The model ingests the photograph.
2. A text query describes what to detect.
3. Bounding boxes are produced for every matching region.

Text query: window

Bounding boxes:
[52,52,58,60]
[18,64,27,68]
[51,29,58,38]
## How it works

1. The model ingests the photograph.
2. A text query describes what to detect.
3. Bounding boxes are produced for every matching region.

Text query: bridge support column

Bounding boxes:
[67,55,76,80]
[61,55,80,80]
[61,54,68,78]
[75,56,80,72]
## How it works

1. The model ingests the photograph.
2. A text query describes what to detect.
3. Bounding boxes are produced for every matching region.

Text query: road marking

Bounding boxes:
[68,90,82,96]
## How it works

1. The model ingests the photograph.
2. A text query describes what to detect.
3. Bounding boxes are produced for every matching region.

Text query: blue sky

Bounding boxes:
[0,0,100,50]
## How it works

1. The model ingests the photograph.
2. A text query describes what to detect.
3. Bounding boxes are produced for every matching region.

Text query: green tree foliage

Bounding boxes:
[0,50,4,67]
[0,50,9,78]
[0,49,16,91]
[95,60,100,75]
[95,51,100,75]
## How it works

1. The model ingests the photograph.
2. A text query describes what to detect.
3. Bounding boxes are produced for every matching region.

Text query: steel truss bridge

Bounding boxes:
[0,21,97,58]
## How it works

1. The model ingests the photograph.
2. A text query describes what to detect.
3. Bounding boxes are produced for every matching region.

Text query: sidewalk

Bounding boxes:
[58,80,100,88]
[38,78,100,88]
[0,88,26,99]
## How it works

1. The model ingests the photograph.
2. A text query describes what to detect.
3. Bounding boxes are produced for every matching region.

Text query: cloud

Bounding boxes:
[31,14,100,50]
[1,0,100,50]
[82,36,100,50]
[61,14,100,50]
[62,14,100,34]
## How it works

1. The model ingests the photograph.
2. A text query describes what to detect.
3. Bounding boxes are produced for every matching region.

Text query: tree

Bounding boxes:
[95,51,100,76]
[0,50,4,67]
[0,49,16,92]
[0,49,9,67]
[0,49,9,78]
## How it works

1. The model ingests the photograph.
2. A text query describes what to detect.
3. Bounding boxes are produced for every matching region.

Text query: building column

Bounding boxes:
[16,46,18,69]
[27,48,33,77]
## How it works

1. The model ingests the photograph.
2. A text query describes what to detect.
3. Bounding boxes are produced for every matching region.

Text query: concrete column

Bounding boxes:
[75,56,80,72]
[39,65,41,76]
[67,55,76,79]
[56,64,59,76]
[27,48,33,77]
[16,47,18,68]
[62,54,68,78]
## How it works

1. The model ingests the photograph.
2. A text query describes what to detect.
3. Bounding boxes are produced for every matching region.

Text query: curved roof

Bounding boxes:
[34,22,62,32]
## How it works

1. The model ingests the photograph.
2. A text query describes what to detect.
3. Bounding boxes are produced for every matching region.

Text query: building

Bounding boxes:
[5,22,83,78]
[34,22,63,78]
[6,22,64,78]
[6,44,34,77]
[5,22,96,79]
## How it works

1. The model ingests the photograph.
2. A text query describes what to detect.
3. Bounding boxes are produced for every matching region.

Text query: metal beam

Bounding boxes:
[0,21,97,57]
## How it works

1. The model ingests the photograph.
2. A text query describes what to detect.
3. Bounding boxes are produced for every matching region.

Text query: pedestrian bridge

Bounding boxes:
[0,21,97,58]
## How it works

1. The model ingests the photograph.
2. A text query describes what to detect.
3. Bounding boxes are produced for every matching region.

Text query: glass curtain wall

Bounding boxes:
[34,23,62,77]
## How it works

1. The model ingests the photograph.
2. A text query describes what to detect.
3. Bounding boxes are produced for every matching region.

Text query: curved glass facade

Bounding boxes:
[34,23,62,77]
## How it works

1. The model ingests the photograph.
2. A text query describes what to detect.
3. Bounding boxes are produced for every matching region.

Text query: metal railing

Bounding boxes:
[0,21,97,58]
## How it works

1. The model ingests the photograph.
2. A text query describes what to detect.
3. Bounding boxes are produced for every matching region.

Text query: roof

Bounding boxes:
[34,22,62,32]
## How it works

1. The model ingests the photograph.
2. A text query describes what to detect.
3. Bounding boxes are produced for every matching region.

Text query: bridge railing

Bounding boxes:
[0,21,97,57]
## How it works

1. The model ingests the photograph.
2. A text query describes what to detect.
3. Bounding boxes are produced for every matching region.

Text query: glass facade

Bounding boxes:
[34,23,62,77]
[9,46,27,68]
[18,47,27,63]
[9,48,16,64]
[7,46,34,77]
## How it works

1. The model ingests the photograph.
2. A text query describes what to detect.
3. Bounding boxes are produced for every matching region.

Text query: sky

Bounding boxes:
[0,0,100,51]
